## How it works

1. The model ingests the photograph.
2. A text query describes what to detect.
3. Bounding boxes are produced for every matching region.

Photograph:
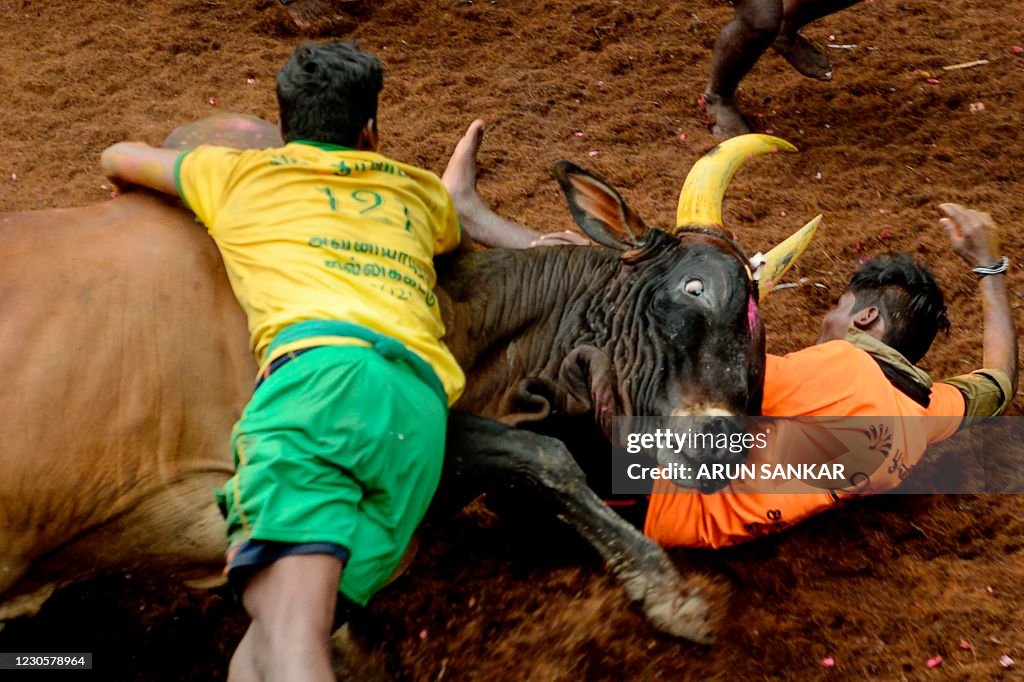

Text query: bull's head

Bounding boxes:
[551,135,819,490]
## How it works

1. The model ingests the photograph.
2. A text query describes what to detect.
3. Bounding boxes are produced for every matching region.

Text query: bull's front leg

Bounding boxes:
[434,412,715,644]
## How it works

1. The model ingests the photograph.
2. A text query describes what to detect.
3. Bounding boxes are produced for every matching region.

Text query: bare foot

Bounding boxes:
[773,33,833,81]
[442,120,552,248]
[702,92,751,140]
[441,119,489,221]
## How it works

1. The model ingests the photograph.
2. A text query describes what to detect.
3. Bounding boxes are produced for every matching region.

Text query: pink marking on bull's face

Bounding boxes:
[747,295,760,335]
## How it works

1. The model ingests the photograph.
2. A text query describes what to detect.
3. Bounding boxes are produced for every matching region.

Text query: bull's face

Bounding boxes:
[632,229,766,417]
[552,135,820,490]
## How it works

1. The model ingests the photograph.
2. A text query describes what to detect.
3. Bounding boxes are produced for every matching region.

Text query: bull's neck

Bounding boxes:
[444,246,616,371]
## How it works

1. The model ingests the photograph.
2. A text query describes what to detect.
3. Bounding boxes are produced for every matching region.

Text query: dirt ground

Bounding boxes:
[1,0,1022,679]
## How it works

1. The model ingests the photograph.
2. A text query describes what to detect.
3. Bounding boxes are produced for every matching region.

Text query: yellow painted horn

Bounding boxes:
[675,134,797,229]
[758,214,821,300]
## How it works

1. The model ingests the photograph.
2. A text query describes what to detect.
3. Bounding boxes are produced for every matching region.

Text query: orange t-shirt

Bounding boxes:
[644,339,967,549]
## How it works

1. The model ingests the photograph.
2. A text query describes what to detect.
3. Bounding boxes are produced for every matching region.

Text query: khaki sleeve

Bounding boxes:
[942,369,1014,420]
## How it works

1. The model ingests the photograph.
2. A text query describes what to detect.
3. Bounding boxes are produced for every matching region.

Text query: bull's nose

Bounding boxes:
[696,415,749,494]
[704,415,748,461]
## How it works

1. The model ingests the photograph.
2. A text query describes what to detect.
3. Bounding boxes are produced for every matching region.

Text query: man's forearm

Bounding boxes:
[979,272,1018,393]
[938,203,1019,398]
[100,142,180,196]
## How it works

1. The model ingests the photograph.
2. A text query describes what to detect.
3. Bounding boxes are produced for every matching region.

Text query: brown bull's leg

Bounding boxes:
[432,412,715,644]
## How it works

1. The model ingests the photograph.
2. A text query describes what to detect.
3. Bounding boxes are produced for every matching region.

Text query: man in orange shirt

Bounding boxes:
[644,205,1017,547]
[442,121,1018,549]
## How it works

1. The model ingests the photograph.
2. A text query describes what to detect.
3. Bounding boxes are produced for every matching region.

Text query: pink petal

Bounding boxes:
[574,131,584,137]
[926,78,941,85]
[588,150,600,157]
[1011,46,1023,54]
[822,657,835,667]
[1000,655,1014,668]
[959,639,973,651]
[927,656,943,668]
[418,628,428,640]
[208,97,219,106]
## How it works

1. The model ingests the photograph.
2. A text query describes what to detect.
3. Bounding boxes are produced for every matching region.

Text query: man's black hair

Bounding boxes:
[276,41,383,148]
[847,253,950,363]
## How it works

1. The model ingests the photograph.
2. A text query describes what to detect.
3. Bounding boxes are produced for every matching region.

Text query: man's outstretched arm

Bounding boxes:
[941,203,1019,400]
[100,142,180,196]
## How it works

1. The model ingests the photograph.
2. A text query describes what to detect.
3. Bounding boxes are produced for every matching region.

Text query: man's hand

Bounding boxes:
[528,230,591,248]
[939,203,1001,268]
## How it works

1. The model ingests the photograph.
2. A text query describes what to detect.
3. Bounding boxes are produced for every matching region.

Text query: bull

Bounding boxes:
[0,115,817,645]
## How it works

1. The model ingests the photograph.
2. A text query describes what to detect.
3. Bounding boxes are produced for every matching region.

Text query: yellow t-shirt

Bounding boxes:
[175,140,465,404]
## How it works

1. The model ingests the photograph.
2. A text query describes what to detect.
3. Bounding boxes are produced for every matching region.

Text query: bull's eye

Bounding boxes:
[683,278,705,296]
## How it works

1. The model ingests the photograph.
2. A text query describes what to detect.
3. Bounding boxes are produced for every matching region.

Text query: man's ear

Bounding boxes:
[356,118,379,151]
[852,306,882,333]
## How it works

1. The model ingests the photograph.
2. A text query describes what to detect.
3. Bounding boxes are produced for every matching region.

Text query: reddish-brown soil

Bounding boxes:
[1,0,1022,679]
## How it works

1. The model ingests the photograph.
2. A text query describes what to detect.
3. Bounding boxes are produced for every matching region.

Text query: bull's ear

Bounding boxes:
[552,161,648,250]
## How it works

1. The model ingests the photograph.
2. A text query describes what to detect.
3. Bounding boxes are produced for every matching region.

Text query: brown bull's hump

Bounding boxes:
[162,113,283,151]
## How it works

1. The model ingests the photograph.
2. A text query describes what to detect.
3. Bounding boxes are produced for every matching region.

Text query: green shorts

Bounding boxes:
[214,344,447,606]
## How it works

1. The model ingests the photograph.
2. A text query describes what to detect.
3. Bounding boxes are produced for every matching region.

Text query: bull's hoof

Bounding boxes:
[642,582,716,645]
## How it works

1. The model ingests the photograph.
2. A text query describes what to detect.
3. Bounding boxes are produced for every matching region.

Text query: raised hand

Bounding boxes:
[939,203,1001,268]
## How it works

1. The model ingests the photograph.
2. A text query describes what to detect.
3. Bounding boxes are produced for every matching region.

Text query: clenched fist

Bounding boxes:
[939,203,1001,268]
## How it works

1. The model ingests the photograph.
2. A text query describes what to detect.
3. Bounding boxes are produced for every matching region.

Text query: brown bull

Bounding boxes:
[0,115,815,644]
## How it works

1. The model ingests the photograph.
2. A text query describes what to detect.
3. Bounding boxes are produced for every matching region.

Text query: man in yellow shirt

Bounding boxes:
[102,42,464,681]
